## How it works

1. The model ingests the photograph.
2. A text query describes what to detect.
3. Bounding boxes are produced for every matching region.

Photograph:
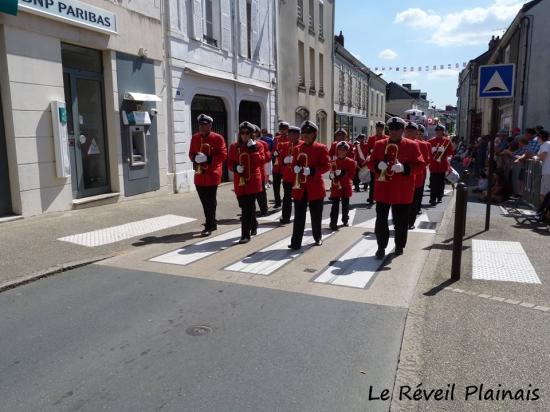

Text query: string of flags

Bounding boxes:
[369,63,468,72]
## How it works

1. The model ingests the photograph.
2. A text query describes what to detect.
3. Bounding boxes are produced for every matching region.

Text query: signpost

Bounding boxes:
[478,64,515,230]
[0,0,18,16]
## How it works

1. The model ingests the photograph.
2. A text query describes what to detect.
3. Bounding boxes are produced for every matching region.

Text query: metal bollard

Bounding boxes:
[451,181,468,280]
[460,170,469,237]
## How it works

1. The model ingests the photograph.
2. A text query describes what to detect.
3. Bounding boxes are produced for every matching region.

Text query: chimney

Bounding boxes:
[335,31,344,47]
[402,83,412,90]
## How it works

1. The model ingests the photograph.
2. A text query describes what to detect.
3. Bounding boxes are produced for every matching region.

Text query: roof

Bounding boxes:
[521,0,543,13]
[386,82,414,100]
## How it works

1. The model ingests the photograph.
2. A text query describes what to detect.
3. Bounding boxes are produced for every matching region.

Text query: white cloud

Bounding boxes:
[378,49,398,60]
[395,1,526,47]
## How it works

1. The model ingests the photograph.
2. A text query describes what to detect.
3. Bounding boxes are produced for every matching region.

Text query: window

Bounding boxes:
[202,0,220,47]
[318,1,324,39]
[370,90,374,115]
[298,41,305,89]
[297,0,304,25]
[246,0,252,59]
[338,66,345,104]
[309,0,315,34]
[309,47,316,92]
[319,53,324,94]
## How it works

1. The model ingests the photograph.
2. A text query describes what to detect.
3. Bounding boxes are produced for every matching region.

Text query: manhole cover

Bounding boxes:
[185,325,212,336]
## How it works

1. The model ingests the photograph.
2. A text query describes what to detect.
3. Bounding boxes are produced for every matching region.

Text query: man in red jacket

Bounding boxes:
[368,117,425,258]
[365,121,389,204]
[288,121,330,250]
[279,126,302,224]
[272,122,290,208]
[189,114,228,236]
[429,124,455,206]
[329,128,355,160]
[329,141,357,230]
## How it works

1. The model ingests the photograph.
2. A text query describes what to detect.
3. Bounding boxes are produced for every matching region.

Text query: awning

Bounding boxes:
[123,92,161,102]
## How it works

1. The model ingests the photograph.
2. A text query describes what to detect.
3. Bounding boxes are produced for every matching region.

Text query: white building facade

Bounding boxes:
[165,0,277,192]
[0,0,168,218]
[276,0,334,144]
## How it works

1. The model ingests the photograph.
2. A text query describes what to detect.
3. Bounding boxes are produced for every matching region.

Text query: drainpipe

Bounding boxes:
[520,15,533,130]
[273,0,279,131]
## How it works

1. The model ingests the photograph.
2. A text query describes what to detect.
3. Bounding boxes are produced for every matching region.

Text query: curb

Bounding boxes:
[0,254,115,294]
[390,190,457,412]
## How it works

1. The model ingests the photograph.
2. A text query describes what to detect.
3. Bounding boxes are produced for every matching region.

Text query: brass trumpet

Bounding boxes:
[195,139,212,175]
[293,152,309,189]
[435,138,451,163]
[238,149,251,187]
[378,143,399,182]
[330,160,342,190]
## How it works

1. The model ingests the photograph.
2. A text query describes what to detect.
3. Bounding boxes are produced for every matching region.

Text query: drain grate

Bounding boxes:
[418,221,438,230]
[185,325,213,336]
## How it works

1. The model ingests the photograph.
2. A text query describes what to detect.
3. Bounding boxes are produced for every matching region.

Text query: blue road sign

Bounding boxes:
[479,64,515,99]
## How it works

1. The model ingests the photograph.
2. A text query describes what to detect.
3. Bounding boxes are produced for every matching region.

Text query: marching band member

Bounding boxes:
[189,114,228,237]
[365,121,389,204]
[288,121,330,250]
[404,122,431,230]
[368,117,425,259]
[253,124,271,216]
[279,126,302,224]
[272,122,290,208]
[227,122,265,244]
[354,134,369,193]
[329,128,355,160]
[329,141,357,231]
[428,124,454,206]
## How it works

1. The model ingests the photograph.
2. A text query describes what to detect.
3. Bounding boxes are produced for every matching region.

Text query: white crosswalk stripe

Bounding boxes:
[353,212,434,233]
[321,209,357,226]
[313,234,395,289]
[224,229,336,275]
[150,227,274,266]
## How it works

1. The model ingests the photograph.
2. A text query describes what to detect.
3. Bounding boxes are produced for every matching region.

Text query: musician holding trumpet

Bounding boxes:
[227,122,265,244]
[428,124,454,206]
[329,141,357,231]
[368,117,425,259]
[189,114,228,237]
[279,126,302,224]
[288,121,330,250]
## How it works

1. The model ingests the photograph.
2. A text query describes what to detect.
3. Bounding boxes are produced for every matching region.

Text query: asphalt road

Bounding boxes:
[0,264,406,412]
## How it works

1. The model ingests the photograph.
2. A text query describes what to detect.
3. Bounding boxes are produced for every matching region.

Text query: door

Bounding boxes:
[62,44,109,199]
[0,95,12,216]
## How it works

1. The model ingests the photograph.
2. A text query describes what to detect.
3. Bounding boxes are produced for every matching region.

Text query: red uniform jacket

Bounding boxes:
[366,134,389,171]
[291,142,330,201]
[417,140,432,187]
[257,139,271,184]
[429,137,455,173]
[368,138,425,205]
[279,140,301,183]
[329,141,355,160]
[189,132,228,186]
[329,157,357,199]
[227,142,264,196]
[355,142,369,168]
[272,134,289,174]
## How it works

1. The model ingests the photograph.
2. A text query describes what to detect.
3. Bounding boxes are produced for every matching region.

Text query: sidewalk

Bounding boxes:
[392,191,550,411]
[0,184,243,290]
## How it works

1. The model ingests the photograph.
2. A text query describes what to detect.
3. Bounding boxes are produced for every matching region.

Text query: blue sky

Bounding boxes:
[335,0,529,108]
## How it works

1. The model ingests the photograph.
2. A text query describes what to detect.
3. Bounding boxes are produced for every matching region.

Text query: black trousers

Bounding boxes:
[291,194,323,247]
[196,185,218,231]
[430,173,445,202]
[282,182,293,220]
[239,194,258,239]
[375,202,410,250]
[353,171,360,190]
[330,197,350,225]
[367,172,376,202]
[256,184,268,214]
[273,172,283,205]
[408,185,424,227]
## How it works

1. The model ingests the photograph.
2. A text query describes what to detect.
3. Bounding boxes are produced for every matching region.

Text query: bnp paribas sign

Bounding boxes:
[16,0,117,34]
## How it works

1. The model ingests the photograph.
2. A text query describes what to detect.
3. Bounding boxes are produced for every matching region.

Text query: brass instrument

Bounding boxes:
[195,137,212,175]
[274,141,281,167]
[330,160,342,190]
[238,148,251,187]
[435,138,451,163]
[293,152,309,189]
[378,143,399,182]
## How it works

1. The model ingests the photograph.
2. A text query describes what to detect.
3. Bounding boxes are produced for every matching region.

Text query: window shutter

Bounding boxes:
[251,0,259,60]
[238,0,248,57]
[258,0,269,63]
[220,0,232,51]
[192,0,203,41]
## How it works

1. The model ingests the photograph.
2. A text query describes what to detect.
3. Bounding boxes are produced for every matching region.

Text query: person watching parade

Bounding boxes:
[271,122,290,208]
[329,141,357,231]
[279,126,303,224]
[428,124,454,206]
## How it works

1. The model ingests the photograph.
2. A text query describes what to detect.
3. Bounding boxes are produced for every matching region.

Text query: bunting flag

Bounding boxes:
[371,62,468,72]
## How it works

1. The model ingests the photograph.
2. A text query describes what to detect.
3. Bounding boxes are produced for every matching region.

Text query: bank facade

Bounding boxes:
[0,0,168,218]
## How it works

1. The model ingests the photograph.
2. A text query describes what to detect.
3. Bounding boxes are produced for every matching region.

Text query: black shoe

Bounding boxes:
[367,199,374,205]
[260,210,268,216]
[437,198,442,203]
[394,248,404,256]
[329,224,339,231]
[288,244,301,250]
[314,239,323,246]
[279,218,291,224]
[238,237,250,244]
[251,228,257,236]
[274,203,282,208]
[342,221,349,227]
[201,230,211,237]
[375,249,385,259]
[212,224,218,231]
[430,201,436,206]
[417,210,422,215]
[354,187,360,192]
[408,225,415,230]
